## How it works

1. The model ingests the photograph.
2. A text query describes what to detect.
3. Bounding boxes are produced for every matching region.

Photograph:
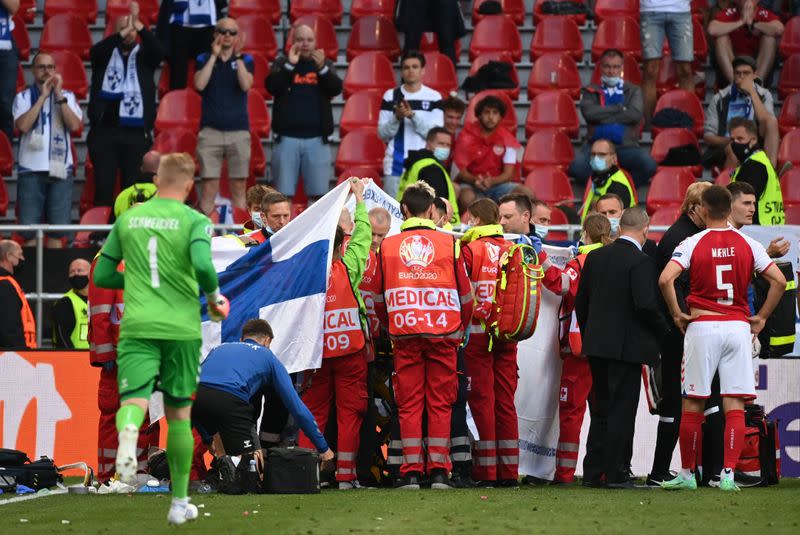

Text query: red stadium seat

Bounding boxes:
[522,130,574,173]
[106,0,160,25]
[473,0,525,25]
[592,16,641,62]
[343,52,397,98]
[286,15,339,61]
[525,90,579,138]
[786,204,800,224]
[418,32,462,58]
[590,53,641,86]
[19,0,36,23]
[778,129,800,168]
[290,0,344,24]
[528,52,581,99]
[347,15,401,61]
[533,0,588,26]
[16,64,25,93]
[340,90,383,137]
[470,15,522,62]
[714,168,734,186]
[11,16,30,60]
[74,207,112,248]
[662,18,708,63]
[465,90,518,134]
[0,132,12,176]
[249,53,272,101]
[523,168,575,206]
[530,16,584,62]
[238,15,278,60]
[656,54,705,100]
[45,0,97,23]
[778,53,800,100]
[594,0,639,24]
[423,52,459,98]
[350,0,396,23]
[157,61,196,99]
[40,14,93,60]
[469,52,519,100]
[548,207,570,240]
[648,205,681,243]
[780,16,800,58]
[49,50,88,100]
[646,167,695,214]
[248,91,271,138]
[781,168,800,207]
[778,91,800,136]
[154,89,202,133]
[652,89,704,137]
[335,128,386,175]
[338,167,384,188]
[152,128,199,166]
[650,128,702,176]
[228,0,282,24]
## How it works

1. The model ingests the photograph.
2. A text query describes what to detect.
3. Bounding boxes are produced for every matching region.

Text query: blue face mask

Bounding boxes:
[534,225,549,240]
[433,146,450,162]
[250,211,263,229]
[601,75,621,87]
[590,155,609,173]
[608,217,620,236]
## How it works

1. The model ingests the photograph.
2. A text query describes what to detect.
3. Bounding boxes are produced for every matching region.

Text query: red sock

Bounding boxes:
[679,411,705,471]
[723,409,746,471]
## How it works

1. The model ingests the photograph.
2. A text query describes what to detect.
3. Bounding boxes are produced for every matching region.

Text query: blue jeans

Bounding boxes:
[270,136,332,198]
[568,144,657,188]
[640,11,694,62]
[0,48,19,140]
[17,171,74,239]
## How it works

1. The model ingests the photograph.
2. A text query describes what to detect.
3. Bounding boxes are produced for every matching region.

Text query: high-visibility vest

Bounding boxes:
[59,289,89,349]
[397,157,460,226]
[380,228,462,337]
[731,150,785,226]
[323,260,367,358]
[359,250,381,339]
[581,169,635,221]
[0,275,37,348]
[464,232,511,336]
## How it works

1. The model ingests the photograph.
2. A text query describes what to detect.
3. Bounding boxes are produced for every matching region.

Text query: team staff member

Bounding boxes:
[373,182,474,490]
[727,182,790,258]
[460,199,519,486]
[297,178,372,490]
[660,186,785,492]
[580,139,636,222]
[727,117,785,226]
[0,240,35,349]
[52,258,91,349]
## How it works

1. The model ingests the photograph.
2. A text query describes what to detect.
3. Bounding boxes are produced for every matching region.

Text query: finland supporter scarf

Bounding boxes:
[592,80,626,145]
[0,6,12,51]
[29,84,69,179]
[100,45,144,127]
[171,0,215,26]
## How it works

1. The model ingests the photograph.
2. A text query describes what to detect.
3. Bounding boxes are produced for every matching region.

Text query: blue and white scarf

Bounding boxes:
[0,6,12,51]
[171,0,216,26]
[592,80,626,145]
[100,45,144,127]
[725,85,753,135]
[29,84,69,179]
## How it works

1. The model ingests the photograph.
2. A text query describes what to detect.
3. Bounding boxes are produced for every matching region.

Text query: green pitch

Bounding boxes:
[2,480,799,534]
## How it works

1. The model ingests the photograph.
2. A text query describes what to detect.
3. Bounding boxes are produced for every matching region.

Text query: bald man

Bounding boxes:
[267,23,343,203]
[368,207,392,252]
[140,150,161,181]
[52,258,92,349]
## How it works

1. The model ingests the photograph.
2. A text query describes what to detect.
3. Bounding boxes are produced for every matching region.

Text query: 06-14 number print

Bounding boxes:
[393,312,449,329]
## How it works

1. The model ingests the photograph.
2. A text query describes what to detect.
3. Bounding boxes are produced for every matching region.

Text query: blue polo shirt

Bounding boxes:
[196,52,254,131]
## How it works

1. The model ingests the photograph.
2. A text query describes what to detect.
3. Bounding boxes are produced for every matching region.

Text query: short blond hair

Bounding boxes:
[680,181,711,214]
[157,153,195,187]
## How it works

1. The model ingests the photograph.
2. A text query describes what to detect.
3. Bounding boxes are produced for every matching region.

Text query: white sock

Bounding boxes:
[171,497,189,507]
[720,468,734,481]
[679,468,693,479]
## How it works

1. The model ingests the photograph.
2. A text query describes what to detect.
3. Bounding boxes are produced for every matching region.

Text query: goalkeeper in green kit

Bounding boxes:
[93,153,230,526]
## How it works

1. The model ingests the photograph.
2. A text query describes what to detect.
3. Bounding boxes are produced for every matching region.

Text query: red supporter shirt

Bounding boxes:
[714,6,780,57]
[670,227,773,322]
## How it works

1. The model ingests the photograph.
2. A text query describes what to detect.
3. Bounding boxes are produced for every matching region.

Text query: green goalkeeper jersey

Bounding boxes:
[100,197,215,340]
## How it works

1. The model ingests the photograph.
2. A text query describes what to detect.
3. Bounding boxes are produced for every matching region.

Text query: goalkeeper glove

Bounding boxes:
[207,290,230,322]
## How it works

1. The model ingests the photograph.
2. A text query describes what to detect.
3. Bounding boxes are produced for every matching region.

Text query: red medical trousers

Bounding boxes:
[554,354,592,483]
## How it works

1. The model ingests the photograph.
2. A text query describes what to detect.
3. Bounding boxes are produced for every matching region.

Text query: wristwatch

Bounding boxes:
[55,97,68,105]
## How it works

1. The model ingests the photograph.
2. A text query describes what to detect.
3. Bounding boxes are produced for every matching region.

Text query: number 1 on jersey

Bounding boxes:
[715,264,732,305]
[148,236,160,288]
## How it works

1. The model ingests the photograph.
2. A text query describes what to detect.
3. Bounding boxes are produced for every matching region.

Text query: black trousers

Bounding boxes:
[650,327,684,477]
[402,0,459,66]
[450,348,472,472]
[169,25,215,90]
[583,356,642,485]
[87,126,152,207]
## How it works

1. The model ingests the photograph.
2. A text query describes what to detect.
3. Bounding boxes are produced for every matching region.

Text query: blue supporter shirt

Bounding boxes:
[196,52,254,131]
[199,340,328,452]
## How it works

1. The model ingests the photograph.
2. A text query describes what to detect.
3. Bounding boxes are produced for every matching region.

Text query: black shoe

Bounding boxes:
[521,475,549,486]
[734,472,764,487]
[450,472,475,488]
[430,469,454,490]
[474,480,496,488]
[606,479,636,490]
[646,471,676,488]
[497,479,520,488]
[549,479,569,486]
[393,472,421,490]
[581,478,605,489]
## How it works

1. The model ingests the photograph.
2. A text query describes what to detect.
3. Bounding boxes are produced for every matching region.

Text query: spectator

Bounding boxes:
[267,24,343,203]
[397,126,459,224]
[570,49,656,188]
[157,0,225,90]
[708,0,784,85]
[727,181,789,257]
[378,51,444,197]
[52,258,90,349]
[641,0,694,123]
[442,94,466,137]
[453,95,521,213]
[88,4,164,208]
[0,0,20,140]
[579,140,636,222]
[242,184,275,232]
[13,52,83,248]
[727,117,784,225]
[194,17,254,216]
[704,56,779,170]
[396,0,466,66]
[531,200,551,241]
[368,207,392,252]
[575,208,670,488]
[0,240,35,349]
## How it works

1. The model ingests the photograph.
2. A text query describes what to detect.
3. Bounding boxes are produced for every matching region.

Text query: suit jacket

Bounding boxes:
[575,238,670,366]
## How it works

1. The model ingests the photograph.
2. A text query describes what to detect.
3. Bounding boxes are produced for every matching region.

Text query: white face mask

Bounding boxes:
[608,217,620,236]
[251,211,264,229]
[534,225,549,240]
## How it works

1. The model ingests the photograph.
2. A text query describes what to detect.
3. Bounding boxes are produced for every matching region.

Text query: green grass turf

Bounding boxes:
[2,479,799,534]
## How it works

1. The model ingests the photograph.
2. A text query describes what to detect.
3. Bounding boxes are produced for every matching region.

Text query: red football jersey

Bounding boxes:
[713,6,780,57]
[670,227,773,320]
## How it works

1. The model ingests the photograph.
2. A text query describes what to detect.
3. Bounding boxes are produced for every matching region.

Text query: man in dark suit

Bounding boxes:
[575,207,670,488]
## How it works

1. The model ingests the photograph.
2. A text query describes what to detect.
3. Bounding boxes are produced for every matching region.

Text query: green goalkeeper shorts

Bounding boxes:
[117,338,202,407]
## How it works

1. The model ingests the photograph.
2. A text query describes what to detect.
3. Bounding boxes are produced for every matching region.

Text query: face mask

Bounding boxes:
[264,225,275,235]
[601,75,621,87]
[730,141,753,163]
[69,274,89,290]
[590,155,609,173]
[251,211,264,229]
[433,147,450,162]
[534,225,549,240]
[608,217,620,236]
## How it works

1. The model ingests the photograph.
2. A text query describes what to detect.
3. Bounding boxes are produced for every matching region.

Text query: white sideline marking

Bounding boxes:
[0,488,67,506]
